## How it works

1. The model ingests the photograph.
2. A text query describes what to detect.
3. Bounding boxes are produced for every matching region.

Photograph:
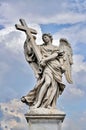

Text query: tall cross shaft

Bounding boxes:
[15,19,42,62]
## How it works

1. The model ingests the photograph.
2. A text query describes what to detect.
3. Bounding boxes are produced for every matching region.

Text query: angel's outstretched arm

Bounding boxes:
[44,52,58,62]
[39,51,59,67]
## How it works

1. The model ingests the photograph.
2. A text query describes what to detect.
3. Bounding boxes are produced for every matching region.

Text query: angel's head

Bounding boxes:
[42,33,53,44]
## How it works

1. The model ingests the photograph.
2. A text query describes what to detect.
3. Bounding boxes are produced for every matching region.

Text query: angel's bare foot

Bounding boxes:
[47,105,56,109]
[30,102,40,109]
[21,96,26,102]
[47,105,52,109]
[30,105,38,109]
[30,106,37,109]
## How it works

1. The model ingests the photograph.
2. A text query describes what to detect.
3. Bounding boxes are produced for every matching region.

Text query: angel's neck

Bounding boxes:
[44,41,52,45]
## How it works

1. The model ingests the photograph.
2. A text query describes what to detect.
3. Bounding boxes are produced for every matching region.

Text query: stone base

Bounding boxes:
[25,109,66,130]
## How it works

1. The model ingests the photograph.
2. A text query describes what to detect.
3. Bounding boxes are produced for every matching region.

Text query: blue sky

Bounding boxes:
[0,0,86,130]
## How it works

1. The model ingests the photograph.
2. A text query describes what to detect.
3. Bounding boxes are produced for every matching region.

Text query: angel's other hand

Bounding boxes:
[35,73,40,80]
[39,59,46,67]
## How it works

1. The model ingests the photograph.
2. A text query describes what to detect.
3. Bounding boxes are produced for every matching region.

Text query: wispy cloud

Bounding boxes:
[0,23,42,54]
[0,26,25,54]
[67,86,85,97]
[63,111,86,130]
[73,55,86,72]
[0,61,9,82]
[0,99,28,130]
[53,23,86,48]
[0,0,86,25]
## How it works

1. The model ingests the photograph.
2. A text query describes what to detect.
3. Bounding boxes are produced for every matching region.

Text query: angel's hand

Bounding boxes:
[35,73,40,80]
[58,51,65,56]
[39,59,46,67]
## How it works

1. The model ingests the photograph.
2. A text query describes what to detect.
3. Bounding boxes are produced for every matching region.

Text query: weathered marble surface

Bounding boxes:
[25,112,65,130]
[27,119,62,130]
[28,108,65,115]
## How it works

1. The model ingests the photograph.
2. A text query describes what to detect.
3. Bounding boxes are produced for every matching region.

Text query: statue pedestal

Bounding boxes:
[25,109,65,130]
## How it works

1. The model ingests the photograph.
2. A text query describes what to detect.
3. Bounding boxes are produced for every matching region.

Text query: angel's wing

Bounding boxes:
[24,38,40,79]
[59,38,73,84]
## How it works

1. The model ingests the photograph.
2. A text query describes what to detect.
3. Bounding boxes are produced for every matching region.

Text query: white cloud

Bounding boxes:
[0,24,42,54]
[0,99,28,130]
[63,118,80,130]
[0,99,25,116]
[0,62,10,85]
[42,13,86,24]
[68,87,85,97]
[62,111,86,130]
[0,62,9,76]
[73,54,86,73]
[53,23,86,49]
[0,0,86,26]
[0,26,25,54]
[71,54,86,91]
[80,111,86,122]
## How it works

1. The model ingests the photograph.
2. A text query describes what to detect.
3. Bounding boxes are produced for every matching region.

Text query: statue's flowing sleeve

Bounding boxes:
[24,38,40,79]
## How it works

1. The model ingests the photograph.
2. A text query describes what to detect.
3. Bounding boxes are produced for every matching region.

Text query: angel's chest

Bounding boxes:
[41,46,54,56]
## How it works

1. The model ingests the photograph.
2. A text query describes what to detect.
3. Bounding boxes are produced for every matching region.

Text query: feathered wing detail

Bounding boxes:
[59,38,73,84]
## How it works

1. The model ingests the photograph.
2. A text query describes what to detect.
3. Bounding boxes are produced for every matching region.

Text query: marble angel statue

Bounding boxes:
[15,19,73,110]
[21,34,73,109]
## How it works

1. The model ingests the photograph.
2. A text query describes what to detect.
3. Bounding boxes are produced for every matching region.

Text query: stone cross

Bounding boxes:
[15,19,42,62]
[15,19,37,36]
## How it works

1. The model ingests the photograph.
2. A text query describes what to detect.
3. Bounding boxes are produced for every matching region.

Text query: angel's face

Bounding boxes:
[43,35,51,44]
